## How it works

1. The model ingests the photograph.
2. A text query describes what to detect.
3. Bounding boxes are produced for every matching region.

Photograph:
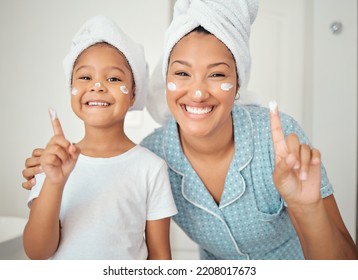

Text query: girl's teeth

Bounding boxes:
[185,105,213,115]
[88,101,110,106]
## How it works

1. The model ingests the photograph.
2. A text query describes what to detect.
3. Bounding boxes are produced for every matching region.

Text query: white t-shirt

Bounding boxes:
[28,145,177,260]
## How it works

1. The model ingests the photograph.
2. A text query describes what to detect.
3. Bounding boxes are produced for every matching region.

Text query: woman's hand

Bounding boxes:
[22,148,44,189]
[269,101,322,207]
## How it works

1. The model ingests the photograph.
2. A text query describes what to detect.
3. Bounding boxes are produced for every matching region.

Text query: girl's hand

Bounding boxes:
[269,101,322,207]
[40,108,80,186]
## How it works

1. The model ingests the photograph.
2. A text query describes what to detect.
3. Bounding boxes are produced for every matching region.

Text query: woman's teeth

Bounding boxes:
[185,105,213,115]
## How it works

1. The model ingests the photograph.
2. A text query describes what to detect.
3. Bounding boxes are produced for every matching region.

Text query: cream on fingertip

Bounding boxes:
[269,100,278,113]
[48,107,58,121]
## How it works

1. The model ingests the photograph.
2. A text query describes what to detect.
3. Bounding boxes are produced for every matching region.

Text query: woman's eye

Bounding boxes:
[210,73,225,78]
[108,77,121,82]
[175,71,189,77]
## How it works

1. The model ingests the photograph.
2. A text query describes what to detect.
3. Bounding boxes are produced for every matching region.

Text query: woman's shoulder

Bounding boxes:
[140,124,168,159]
[237,104,303,135]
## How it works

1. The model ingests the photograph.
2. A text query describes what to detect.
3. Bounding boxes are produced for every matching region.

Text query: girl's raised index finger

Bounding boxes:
[269,101,288,158]
[48,107,64,136]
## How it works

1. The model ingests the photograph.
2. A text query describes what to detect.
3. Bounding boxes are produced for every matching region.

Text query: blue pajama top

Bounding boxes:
[140,104,333,260]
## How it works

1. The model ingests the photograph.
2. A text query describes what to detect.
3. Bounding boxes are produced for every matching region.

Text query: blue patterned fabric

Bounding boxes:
[141,104,333,259]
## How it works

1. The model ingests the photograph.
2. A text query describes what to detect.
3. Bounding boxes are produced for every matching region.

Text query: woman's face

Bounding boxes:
[166,32,238,138]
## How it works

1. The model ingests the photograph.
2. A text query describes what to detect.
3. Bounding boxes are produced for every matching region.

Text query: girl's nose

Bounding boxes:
[91,82,105,93]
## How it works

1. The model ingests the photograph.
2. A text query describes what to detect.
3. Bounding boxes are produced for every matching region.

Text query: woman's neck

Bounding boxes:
[179,117,235,161]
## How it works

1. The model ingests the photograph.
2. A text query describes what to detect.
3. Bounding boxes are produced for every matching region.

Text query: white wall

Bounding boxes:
[311,0,357,241]
[0,0,170,218]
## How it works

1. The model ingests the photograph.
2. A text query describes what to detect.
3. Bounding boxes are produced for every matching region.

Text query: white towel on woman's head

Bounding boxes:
[146,0,259,125]
[163,0,258,89]
[63,15,148,111]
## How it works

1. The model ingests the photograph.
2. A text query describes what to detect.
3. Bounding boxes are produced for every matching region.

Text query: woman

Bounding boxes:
[22,0,358,259]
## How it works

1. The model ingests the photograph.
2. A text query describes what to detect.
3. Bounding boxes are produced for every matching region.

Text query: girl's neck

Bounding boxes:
[77,125,135,158]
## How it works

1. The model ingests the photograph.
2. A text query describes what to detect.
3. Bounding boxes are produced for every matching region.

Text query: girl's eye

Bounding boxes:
[79,76,91,80]
[108,77,121,82]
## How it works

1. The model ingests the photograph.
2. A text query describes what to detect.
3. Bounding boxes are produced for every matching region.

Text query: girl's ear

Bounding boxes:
[130,86,136,107]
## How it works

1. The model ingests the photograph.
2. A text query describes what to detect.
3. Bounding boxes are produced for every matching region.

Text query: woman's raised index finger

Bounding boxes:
[269,101,288,159]
[48,107,64,136]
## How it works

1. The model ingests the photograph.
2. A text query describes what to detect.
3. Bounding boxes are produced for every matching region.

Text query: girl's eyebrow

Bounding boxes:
[106,66,127,75]
[74,65,127,75]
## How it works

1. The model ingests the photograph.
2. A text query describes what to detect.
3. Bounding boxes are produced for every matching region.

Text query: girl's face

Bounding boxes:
[166,32,238,138]
[71,43,135,129]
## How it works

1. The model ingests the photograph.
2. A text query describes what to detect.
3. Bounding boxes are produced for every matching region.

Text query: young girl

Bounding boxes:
[23,15,177,260]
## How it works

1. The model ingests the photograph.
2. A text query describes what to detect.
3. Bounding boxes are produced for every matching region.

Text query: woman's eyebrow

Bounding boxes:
[170,60,192,67]
[170,60,231,69]
[207,62,231,69]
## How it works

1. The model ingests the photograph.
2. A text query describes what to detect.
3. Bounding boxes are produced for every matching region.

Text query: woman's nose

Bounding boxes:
[191,88,207,100]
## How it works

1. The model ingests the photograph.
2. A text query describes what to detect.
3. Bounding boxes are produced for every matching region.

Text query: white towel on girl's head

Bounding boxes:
[63,15,149,111]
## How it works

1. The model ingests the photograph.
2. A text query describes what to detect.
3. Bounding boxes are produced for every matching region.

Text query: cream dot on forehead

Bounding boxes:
[220,83,234,91]
[167,82,177,91]
[120,85,129,94]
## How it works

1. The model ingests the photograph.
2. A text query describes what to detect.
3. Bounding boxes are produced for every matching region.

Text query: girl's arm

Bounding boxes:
[23,179,64,259]
[23,109,80,259]
[145,217,172,260]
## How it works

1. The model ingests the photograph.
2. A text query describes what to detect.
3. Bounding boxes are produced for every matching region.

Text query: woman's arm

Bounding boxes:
[145,218,172,260]
[288,195,358,259]
[269,101,358,259]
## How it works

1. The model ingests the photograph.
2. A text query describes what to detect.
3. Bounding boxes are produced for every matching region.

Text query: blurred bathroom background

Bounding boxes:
[0,0,357,259]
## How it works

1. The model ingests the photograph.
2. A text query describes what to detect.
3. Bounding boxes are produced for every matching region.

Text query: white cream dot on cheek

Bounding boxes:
[167,82,177,91]
[71,87,78,96]
[220,83,234,91]
[120,85,129,94]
